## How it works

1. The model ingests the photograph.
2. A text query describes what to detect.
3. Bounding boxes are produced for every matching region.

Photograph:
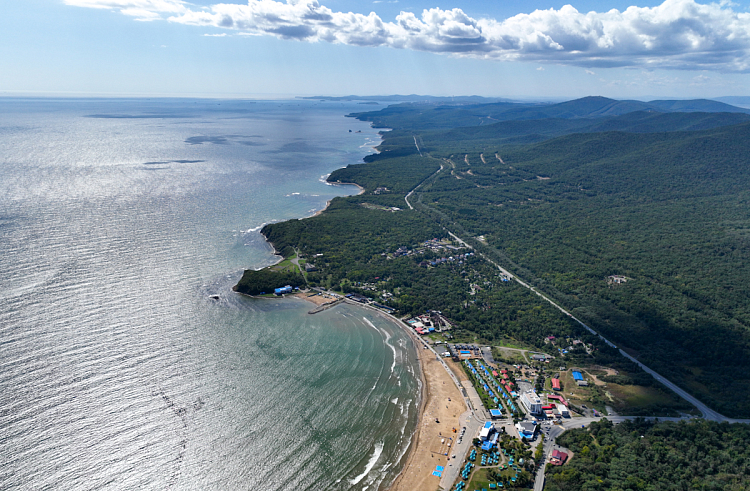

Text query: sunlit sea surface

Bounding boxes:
[0,99,420,490]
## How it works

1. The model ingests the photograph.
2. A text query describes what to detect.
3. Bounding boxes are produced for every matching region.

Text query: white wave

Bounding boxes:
[391,398,398,404]
[364,317,397,375]
[245,221,276,233]
[393,430,412,466]
[350,441,384,485]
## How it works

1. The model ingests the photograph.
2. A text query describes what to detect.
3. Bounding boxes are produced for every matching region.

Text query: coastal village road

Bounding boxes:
[439,411,482,490]
[440,227,744,423]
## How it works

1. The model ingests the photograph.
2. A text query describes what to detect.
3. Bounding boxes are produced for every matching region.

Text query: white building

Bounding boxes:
[479,421,494,441]
[520,390,543,415]
[555,403,570,418]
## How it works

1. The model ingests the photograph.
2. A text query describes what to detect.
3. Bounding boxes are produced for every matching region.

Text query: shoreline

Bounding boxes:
[292,294,466,491]
[314,181,366,217]
[235,127,454,489]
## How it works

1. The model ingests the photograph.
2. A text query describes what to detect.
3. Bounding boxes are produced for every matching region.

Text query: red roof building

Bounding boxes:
[548,394,567,405]
[551,378,561,391]
[550,450,568,465]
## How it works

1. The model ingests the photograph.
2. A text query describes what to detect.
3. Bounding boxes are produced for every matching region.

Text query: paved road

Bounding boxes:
[440,229,747,423]
[404,162,442,210]
[439,411,482,490]
[480,346,495,365]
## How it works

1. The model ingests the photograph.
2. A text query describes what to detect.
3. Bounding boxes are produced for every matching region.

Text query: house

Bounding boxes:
[550,449,568,465]
[515,421,537,440]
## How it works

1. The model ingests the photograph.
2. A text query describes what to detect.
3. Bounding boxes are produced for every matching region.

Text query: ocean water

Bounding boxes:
[0,98,420,490]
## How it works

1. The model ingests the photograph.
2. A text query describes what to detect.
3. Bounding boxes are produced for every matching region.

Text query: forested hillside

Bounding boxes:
[237,97,750,416]
[415,124,750,415]
[545,419,750,490]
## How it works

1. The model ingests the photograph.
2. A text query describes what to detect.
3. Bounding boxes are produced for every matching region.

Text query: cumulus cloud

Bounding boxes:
[66,0,750,71]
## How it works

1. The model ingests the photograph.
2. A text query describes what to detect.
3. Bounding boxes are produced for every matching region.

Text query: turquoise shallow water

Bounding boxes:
[0,98,420,490]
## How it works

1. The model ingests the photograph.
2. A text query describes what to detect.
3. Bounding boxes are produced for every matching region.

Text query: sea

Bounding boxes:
[0,98,421,490]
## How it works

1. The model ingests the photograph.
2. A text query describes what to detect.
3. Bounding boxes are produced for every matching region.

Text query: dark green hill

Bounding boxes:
[349,96,750,131]
[241,96,750,417]
[420,122,750,414]
[415,111,750,153]
[648,98,750,113]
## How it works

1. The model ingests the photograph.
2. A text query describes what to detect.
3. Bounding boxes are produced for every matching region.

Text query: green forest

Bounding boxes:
[236,96,750,417]
[545,419,750,490]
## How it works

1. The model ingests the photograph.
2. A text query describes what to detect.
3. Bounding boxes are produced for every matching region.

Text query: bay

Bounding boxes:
[0,98,420,490]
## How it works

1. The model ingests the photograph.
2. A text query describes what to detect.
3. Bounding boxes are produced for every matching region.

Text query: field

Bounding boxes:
[555,368,692,417]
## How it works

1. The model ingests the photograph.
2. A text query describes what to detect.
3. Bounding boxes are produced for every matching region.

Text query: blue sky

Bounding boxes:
[2,0,750,99]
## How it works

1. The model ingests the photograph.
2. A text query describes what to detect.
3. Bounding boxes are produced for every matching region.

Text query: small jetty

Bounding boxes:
[308,298,344,314]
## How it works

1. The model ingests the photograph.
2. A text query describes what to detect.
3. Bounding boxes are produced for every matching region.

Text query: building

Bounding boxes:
[274,285,293,295]
[520,390,543,416]
[555,403,570,418]
[550,449,568,465]
[479,421,494,441]
[489,409,503,419]
[515,421,537,440]
[551,378,561,391]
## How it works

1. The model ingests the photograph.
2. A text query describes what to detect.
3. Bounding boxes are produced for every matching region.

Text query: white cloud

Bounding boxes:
[536,66,545,71]
[585,69,595,75]
[66,0,750,72]
[65,0,187,20]
[203,33,228,36]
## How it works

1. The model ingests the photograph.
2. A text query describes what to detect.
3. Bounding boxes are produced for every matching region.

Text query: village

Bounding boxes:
[399,316,634,490]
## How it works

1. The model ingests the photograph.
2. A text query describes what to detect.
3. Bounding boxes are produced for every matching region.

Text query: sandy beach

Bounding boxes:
[292,294,468,490]
[388,339,466,491]
[313,181,366,216]
[290,291,338,306]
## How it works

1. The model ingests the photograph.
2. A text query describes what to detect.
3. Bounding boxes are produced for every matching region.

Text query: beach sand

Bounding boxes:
[388,341,466,491]
[314,182,365,216]
[290,291,338,306]
[293,294,467,491]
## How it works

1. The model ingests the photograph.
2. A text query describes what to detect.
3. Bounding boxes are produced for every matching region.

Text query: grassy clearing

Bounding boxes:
[492,348,527,365]
[269,253,299,274]
[554,368,689,416]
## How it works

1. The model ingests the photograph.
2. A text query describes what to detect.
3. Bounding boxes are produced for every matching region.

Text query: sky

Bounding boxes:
[2,0,750,99]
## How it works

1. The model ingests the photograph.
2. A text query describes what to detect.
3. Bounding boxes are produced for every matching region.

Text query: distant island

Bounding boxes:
[237,95,750,489]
